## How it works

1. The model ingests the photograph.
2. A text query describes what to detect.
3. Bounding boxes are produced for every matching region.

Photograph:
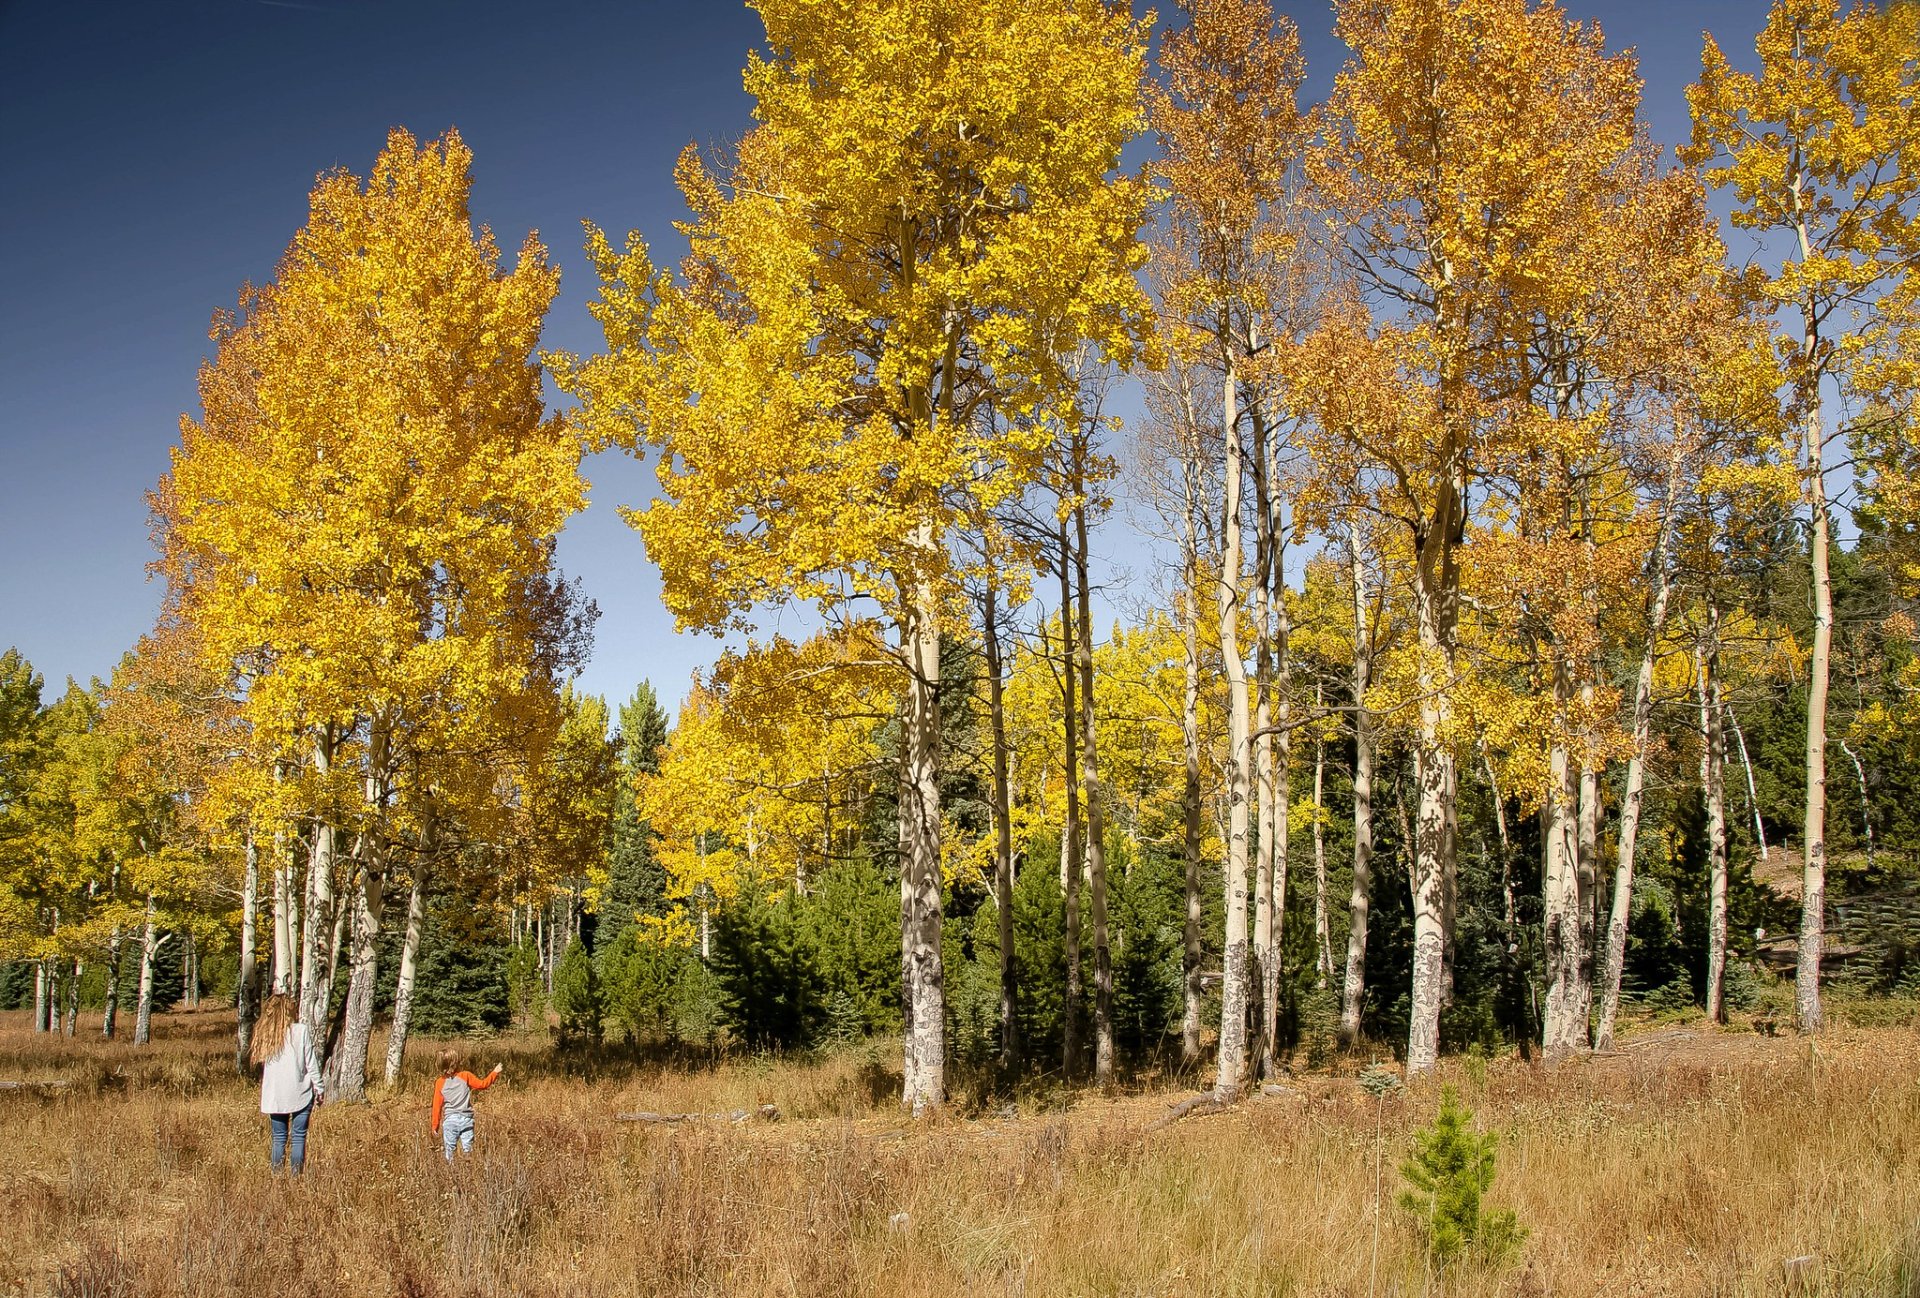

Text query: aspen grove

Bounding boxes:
[7,0,1920,1115]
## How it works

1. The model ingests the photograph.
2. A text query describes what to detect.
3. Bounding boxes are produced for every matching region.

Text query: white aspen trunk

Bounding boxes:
[1180,421,1206,1069]
[299,729,339,1030]
[1251,524,1277,1079]
[272,861,294,995]
[1339,524,1375,1046]
[102,925,123,1040]
[1313,692,1332,989]
[1698,619,1731,1024]
[236,832,260,1072]
[1074,499,1115,1086]
[982,574,1018,1072]
[1595,501,1681,1049]
[1541,656,1585,1058]
[134,896,170,1047]
[1726,703,1769,859]
[1407,559,1453,1076]
[1838,739,1874,871]
[383,864,429,1087]
[329,859,384,1101]
[1214,360,1254,1101]
[900,555,946,1115]
[34,955,49,1034]
[1796,256,1831,1035]
[64,958,81,1036]
[1576,700,1600,1033]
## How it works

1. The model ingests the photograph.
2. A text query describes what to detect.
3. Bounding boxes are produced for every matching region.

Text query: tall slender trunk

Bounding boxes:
[982,574,1018,1072]
[236,832,261,1071]
[64,957,81,1036]
[1698,612,1730,1023]
[899,552,946,1115]
[1796,262,1831,1035]
[102,924,123,1040]
[35,956,51,1034]
[1596,460,1682,1051]
[1407,539,1456,1076]
[1074,498,1115,1086]
[1838,739,1874,872]
[1575,701,1599,1033]
[299,729,339,1030]
[1542,654,1585,1058]
[1214,359,1254,1101]
[1339,524,1375,1046]
[1268,512,1291,1067]
[1179,413,1206,1069]
[1058,520,1084,1076]
[1725,703,1768,859]
[134,895,166,1047]
[1251,433,1277,1079]
[1313,685,1332,989]
[383,863,429,1086]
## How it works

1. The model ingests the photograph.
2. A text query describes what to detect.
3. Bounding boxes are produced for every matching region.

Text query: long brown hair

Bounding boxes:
[249,993,297,1066]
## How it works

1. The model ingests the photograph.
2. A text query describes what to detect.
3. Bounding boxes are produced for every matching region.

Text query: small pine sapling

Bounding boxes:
[1398,1085,1525,1267]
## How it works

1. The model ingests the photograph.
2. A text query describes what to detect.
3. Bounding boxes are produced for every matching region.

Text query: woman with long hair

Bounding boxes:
[250,993,324,1173]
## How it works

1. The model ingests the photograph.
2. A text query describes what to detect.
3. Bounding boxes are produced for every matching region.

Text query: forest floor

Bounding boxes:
[1,1005,1918,1297]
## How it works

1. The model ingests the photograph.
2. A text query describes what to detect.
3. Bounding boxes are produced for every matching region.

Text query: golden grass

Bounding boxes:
[2,1008,1917,1297]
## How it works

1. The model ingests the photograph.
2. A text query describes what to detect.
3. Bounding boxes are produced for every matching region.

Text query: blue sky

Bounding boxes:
[0,0,1777,714]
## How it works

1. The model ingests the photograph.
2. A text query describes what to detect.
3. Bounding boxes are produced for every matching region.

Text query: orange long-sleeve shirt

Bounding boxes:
[431,1069,497,1132]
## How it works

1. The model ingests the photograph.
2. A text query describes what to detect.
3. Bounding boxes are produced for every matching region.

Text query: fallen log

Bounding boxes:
[1146,1093,1225,1131]
[616,1104,780,1124]
[0,1079,71,1091]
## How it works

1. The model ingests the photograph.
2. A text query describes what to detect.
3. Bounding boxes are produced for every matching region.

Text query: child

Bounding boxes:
[430,1050,502,1161]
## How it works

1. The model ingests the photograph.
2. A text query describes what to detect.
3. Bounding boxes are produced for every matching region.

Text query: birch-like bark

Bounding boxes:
[134,895,168,1047]
[1697,614,1730,1023]
[1595,460,1681,1052]
[329,856,384,1101]
[1250,427,1278,1078]
[900,555,946,1115]
[1339,524,1376,1046]
[1795,234,1831,1035]
[64,958,81,1036]
[1407,541,1455,1076]
[236,833,260,1071]
[383,863,429,1086]
[1213,360,1254,1101]
[982,573,1018,1072]
[35,950,50,1033]
[1313,682,1332,989]
[102,924,123,1040]
[299,728,339,1030]
[1541,654,1585,1058]
[1074,499,1115,1085]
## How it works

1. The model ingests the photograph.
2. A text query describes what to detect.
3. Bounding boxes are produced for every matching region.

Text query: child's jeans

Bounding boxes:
[442,1111,474,1160]
[269,1104,312,1173]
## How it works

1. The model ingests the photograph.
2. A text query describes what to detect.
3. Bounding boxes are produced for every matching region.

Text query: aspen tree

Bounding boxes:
[558,0,1149,1113]
[1685,0,1920,1033]
[1150,0,1306,1102]
[160,129,584,1097]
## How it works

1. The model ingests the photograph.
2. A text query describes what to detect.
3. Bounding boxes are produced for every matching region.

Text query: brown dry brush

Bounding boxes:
[5,1008,1920,1296]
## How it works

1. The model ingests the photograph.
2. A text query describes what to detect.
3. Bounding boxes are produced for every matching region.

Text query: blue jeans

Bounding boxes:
[270,1103,312,1173]
[442,1111,474,1160]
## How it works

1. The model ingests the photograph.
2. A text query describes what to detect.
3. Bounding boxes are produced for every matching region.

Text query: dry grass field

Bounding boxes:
[2,1006,1918,1297]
